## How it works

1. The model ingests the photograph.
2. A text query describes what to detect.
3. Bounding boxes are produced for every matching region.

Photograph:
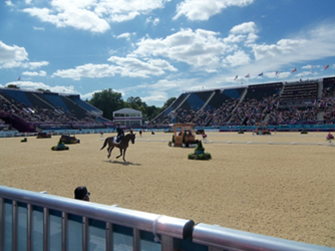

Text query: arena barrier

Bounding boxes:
[0,186,334,251]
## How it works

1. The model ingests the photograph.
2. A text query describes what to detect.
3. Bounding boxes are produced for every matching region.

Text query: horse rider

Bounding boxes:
[115,124,124,144]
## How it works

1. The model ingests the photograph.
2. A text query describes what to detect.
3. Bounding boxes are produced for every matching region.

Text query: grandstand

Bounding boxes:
[151,77,335,128]
[2,76,335,133]
[0,88,113,132]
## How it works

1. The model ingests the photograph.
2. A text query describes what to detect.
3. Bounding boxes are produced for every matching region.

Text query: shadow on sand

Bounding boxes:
[103,160,141,166]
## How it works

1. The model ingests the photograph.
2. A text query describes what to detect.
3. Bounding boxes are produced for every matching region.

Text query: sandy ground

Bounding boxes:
[0,131,334,247]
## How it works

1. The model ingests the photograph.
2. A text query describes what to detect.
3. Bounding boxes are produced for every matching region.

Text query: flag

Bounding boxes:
[234,75,238,80]
[258,72,263,76]
[18,76,20,81]
[324,64,329,70]
[275,71,278,76]
[245,73,250,78]
[292,68,297,73]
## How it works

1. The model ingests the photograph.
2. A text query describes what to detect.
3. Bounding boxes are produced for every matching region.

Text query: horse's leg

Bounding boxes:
[116,148,123,159]
[123,148,127,162]
[107,145,114,158]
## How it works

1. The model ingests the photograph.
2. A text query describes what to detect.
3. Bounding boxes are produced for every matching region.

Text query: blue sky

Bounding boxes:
[1,0,335,107]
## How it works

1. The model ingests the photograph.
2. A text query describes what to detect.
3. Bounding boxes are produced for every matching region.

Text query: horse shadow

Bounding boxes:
[103,160,141,166]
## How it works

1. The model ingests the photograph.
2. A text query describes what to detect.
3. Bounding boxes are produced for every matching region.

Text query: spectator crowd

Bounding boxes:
[153,81,335,127]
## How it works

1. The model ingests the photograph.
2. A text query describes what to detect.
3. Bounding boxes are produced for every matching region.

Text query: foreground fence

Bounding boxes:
[0,186,333,251]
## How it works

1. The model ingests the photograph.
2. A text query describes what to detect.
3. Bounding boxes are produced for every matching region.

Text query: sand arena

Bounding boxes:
[0,131,334,248]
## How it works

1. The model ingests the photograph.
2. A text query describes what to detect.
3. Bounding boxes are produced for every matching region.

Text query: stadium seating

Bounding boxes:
[151,77,335,126]
[2,76,335,131]
[0,88,111,132]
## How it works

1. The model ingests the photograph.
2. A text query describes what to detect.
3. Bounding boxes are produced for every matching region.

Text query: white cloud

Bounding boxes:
[5,80,77,94]
[5,0,14,6]
[245,33,258,44]
[52,63,116,80]
[0,41,28,64]
[33,26,45,31]
[0,42,48,70]
[23,0,170,33]
[130,25,261,72]
[107,56,177,78]
[110,12,139,22]
[223,34,246,44]
[22,70,47,77]
[153,18,160,26]
[140,77,202,104]
[252,39,305,61]
[26,61,49,69]
[24,6,111,33]
[302,64,314,70]
[115,32,136,41]
[223,50,251,67]
[146,17,160,26]
[230,21,257,34]
[3,61,48,69]
[133,28,228,71]
[174,0,254,21]
[80,90,98,101]
[52,57,177,80]
[248,23,335,73]
[141,90,169,104]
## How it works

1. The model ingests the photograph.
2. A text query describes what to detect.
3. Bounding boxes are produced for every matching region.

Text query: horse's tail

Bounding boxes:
[100,137,109,150]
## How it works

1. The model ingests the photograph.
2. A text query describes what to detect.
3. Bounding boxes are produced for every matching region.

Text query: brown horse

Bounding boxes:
[100,133,136,162]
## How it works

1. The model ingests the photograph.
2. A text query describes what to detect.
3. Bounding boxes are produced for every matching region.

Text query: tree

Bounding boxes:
[37,88,50,92]
[87,90,175,123]
[88,89,124,120]
[146,105,160,121]
[161,97,176,111]
[7,84,20,89]
[126,96,147,113]
[125,96,160,121]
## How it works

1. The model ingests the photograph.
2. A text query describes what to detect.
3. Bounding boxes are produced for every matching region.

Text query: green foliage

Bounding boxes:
[88,89,125,120]
[126,96,147,112]
[301,128,308,134]
[195,140,204,152]
[87,89,174,122]
[51,145,69,151]
[7,84,20,89]
[37,88,50,92]
[188,140,211,160]
[188,152,211,160]
[51,141,69,151]
[145,105,161,121]
[161,97,176,111]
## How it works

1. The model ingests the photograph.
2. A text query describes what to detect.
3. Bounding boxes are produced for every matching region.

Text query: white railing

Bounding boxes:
[0,186,334,251]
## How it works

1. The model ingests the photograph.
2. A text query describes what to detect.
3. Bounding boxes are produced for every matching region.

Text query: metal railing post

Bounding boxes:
[43,207,49,251]
[161,235,174,251]
[62,212,68,251]
[106,222,113,251]
[12,200,18,251]
[27,204,32,251]
[133,228,140,251]
[82,216,88,251]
